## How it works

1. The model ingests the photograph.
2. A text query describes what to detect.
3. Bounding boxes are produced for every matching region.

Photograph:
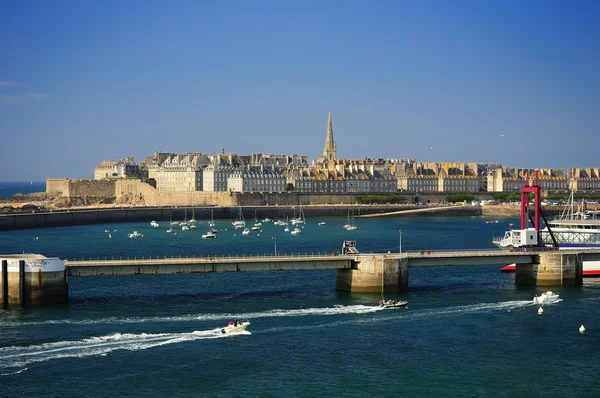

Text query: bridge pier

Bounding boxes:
[516,252,583,286]
[0,256,68,308]
[336,255,408,293]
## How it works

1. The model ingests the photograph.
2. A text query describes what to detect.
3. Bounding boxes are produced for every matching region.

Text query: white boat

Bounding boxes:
[251,225,260,231]
[190,224,197,229]
[232,207,246,228]
[318,222,326,226]
[201,231,216,239]
[218,321,250,335]
[262,218,272,223]
[290,227,301,235]
[128,231,143,238]
[150,221,159,228]
[242,228,250,236]
[533,291,560,304]
[167,214,174,233]
[284,225,290,232]
[209,209,215,227]
[181,225,189,231]
[345,211,357,230]
[189,209,197,224]
[378,299,408,309]
[343,210,351,229]
[291,207,305,225]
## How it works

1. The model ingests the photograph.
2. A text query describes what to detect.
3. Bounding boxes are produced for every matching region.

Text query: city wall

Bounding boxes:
[46,178,115,199]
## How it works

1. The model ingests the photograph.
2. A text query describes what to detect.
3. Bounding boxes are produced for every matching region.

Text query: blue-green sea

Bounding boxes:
[0,181,46,199]
[1,216,599,397]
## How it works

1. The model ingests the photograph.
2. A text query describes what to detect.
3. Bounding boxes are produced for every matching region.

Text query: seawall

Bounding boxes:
[0,205,482,231]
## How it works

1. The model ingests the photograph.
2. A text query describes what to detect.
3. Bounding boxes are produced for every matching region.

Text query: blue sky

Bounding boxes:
[1,0,599,181]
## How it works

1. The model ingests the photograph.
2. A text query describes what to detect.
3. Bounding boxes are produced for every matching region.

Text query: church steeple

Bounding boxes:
[323,111,337,161]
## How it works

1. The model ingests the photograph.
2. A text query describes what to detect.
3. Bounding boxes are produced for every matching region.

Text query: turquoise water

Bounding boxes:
[0,181,45,199]
[1,216,600,397]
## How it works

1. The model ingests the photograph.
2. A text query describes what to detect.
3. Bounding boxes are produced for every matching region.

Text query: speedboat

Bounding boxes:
[533,291,560,304]
[290,227,301,235]
[202,231,216,239]
[181,225,189,231]
[262,218,272,223]
[378,299,408,309]
[251,224,260,231]
[242,228,250,236]
[128,231,143,238]
[219,321,250,335]
[150,221,159,228]
[318,222,326,226]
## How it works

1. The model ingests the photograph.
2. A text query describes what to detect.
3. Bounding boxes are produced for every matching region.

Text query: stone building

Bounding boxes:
[202,152,247,192]
[94,158,139,179]
[227,165,287,192]
[155,153,210,192]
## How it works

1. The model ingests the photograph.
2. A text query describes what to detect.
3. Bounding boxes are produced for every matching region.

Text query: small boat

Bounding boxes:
[318,222,326,226]
[189,210,197,224]
[290,227,301,235]
[343,210,351,229]
[150,220,159,228]
[210,228,219,234]
[242,228,250,236]
[202,231,216,239]
[219,320,250,335]
[128,231,143,238]
[262,218,272,223]
[190,224,197,229]
[533,291,560,304]
[251,225,260,231]
[181,225,189,231]
[232,207,246,228]
[209,209,215,227]
[499,263,516,272]
[345,210,357,230]
[378,299,408,309]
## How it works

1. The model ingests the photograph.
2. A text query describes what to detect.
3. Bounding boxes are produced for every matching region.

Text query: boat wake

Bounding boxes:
[1,305,384,327]
[0,329,249,373]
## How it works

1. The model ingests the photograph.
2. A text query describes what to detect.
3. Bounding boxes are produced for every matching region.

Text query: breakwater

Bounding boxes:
[0,205,482,231]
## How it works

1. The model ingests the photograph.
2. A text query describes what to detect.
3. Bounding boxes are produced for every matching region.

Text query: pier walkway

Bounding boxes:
[64,249,544,276]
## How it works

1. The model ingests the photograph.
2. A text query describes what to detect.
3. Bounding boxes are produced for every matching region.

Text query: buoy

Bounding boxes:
[580,325,586,333]
[538,307,543,315]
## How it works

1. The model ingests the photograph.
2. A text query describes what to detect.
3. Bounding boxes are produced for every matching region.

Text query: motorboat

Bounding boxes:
[128,231,143,238]
[202,231,216,239]
[219,321,250,335]
[284,226,290,232]
[533,291,560,304]
[190,224,197,229]
[150,221,159,228]
[210,228,219,234]
[318,222,326,226]
[251,225,260,231]
[378,299,408,309]
[181,225,189,231]
[262,218,272,223]
[290,227,301,235]
[242,228,250,236]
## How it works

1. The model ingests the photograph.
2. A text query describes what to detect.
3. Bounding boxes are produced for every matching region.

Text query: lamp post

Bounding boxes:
[272,237,277,256]
[399,230,402,254]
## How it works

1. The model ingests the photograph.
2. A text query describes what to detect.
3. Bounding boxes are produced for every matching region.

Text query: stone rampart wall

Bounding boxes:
[116,180,235,206]
[46,179,71,196]
[69,179,115,197]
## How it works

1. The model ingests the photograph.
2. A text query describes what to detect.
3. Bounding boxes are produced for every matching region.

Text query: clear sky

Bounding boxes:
[1,0,599,181]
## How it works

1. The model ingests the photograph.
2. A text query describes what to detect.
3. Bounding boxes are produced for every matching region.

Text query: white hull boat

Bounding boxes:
[202,231,216,239]
[533,291,560,304]
[378,300,408,309]
[219,321,250,335]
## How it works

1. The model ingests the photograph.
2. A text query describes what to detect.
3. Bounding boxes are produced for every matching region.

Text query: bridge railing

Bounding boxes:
[405,248,519,256]
[64,252,345,263]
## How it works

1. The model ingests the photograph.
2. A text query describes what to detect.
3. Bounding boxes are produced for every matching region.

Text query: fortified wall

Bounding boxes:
[46,178,115,201]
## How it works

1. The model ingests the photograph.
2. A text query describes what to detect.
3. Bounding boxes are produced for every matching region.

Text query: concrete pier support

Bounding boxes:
[0,256,69,308]
[516,252,583,286]
[336,255,408,292]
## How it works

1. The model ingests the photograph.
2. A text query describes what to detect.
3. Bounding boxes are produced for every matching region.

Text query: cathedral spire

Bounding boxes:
[323,111,337,161]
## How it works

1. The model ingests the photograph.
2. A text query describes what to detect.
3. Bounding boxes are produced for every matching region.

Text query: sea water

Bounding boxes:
[1,216,599,397]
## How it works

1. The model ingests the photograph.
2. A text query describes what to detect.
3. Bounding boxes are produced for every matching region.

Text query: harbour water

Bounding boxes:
[1,216,599,396]
[0,181,46,199]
